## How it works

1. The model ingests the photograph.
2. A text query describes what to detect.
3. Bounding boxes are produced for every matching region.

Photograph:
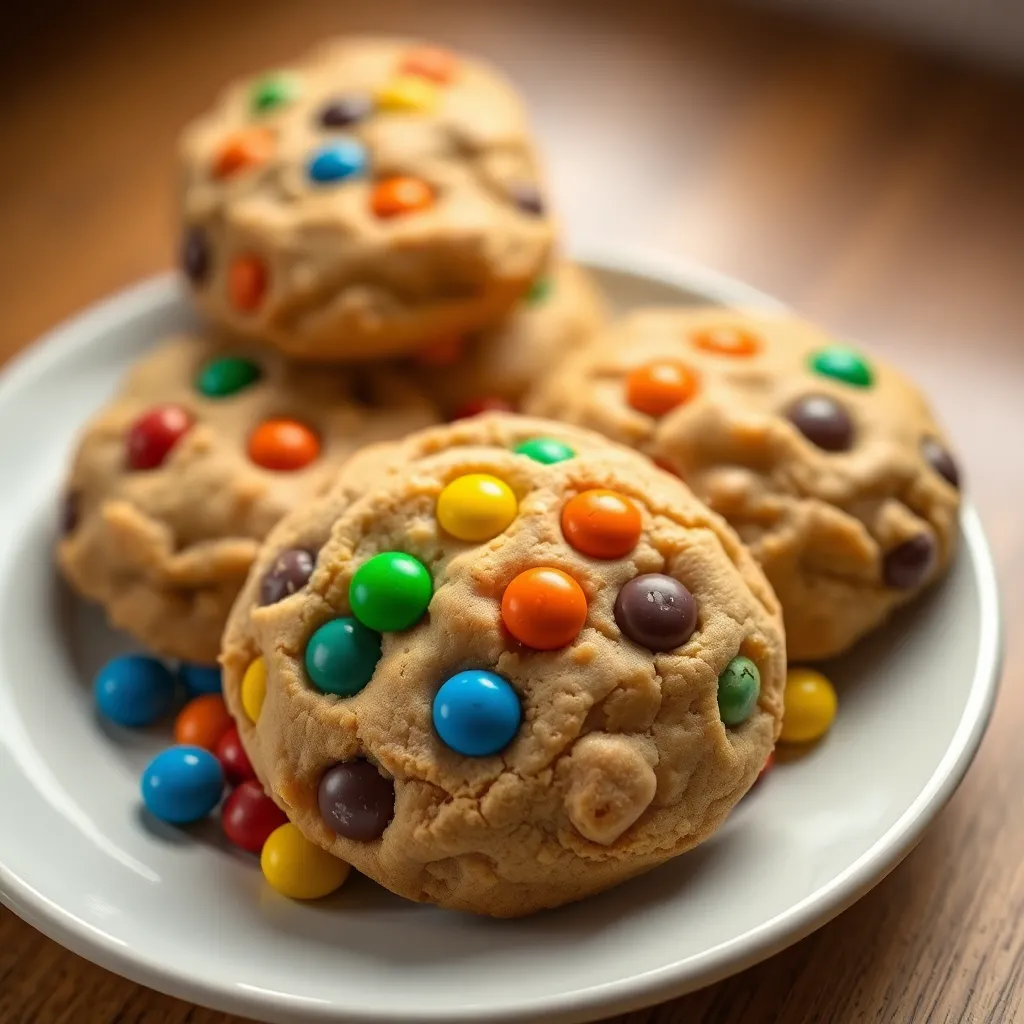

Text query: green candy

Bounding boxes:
[350,552,432,633]
[513,437,576,465]
[251,74,299,114]
[717,656,761,726]
[809,346,873,388]
[305,617,381,696]
[526,276,552,305]
[196,356,261,398]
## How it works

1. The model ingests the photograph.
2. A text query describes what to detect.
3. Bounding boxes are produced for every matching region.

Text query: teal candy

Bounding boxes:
[196,356,261,398]
[349,552,432,632]
[305,617,382,696]
[717,656,761,726]
[809,346,873,388]
[513,437,576,465]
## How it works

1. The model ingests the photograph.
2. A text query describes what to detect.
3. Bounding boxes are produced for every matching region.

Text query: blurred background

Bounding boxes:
[1,1,1022,1021]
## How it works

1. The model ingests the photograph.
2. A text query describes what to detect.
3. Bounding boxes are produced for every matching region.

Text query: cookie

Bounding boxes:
[179,36,555,361]
[58,332,438,663]
[527,308,962,660]
[411,261,607,415]
[221,414,785,917]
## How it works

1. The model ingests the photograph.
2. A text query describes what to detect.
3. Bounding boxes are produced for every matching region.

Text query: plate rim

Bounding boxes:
[0,252,1004,1024]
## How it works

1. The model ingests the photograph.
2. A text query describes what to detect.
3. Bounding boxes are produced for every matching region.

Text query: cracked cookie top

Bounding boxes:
[221,414,785,916]
[179,36,555,361]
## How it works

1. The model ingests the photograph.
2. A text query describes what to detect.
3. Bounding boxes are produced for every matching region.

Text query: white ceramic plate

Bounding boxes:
[0,253,1002,1024]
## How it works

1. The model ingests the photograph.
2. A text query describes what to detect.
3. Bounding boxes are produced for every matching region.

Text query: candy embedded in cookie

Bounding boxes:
[57,331,439,663]
[179,36,555,361]
[527,309,962,660]
[221,414,785,917]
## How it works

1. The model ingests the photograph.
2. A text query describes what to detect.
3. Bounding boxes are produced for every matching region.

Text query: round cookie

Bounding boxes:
[58,332,438,663]
[411,261,607,415]
[179,36,554,361]
[221,414,785,917]
[527,308,962,660]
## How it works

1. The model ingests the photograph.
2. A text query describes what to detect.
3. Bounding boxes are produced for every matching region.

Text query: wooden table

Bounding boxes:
[2,1,1022,1021]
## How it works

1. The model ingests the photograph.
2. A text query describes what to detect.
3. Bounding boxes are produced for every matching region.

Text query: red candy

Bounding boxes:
[451,396,516,420]
[126,404,193,470]
[215,725,256,785]
[221,779,288,853]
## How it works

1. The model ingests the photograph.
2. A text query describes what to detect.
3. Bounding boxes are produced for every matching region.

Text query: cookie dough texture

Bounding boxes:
[180,35,554,361]
[222,414,785,917]
[58,332,438,663]
[414,261,608,413]
[528,308,961,660]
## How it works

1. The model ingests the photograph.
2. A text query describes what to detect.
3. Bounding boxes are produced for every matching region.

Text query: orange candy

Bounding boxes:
[174,694,233,752]
[228,255,268,313]
[400,45,458,84]
[501,567,588,650]
[416,335,464,367]
[212,128,275,179]
[248,419,320,471]
[561,490,642,560]
[625,361,698,417]
[370,176,435,218]
[692,325,761,357]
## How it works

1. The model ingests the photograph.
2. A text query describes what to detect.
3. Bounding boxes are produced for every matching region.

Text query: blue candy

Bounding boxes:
[94,655,175,728]
[308,139,367,184]
[179,663,222,696]
[141,746,224,824]
[432,670,521,757]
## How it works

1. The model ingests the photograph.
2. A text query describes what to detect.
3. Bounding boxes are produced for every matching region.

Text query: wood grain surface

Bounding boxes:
[1,1,1023,1021]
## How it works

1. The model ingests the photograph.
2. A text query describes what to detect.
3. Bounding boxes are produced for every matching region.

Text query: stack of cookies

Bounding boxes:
[57,36,963,918]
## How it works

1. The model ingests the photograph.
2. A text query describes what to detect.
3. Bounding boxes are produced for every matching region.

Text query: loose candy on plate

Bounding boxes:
[215,725,256,785]
[261,823,350,899]
[141,745,224,825]
[174,694,233,751]
[94,654,176,728]
[780,668,838,744]
[179,663,222,696]
[222,779,288,853]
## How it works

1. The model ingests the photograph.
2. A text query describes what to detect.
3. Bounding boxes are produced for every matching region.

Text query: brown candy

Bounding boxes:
[614,574,697,652]
[259,548,316,606]
[786,394,854,452]
[317,760,395,841]
[921,437,960,489]
[883,534,936,589]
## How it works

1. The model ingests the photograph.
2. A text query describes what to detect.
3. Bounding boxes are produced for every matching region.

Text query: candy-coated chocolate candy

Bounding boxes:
[318,761,395,840]
[248,418,320,471]
[508,182,544,216]
[526,276,551,305]
[692,324,761,357]
[501,567,588,650]
[513,437,575,465]
[561,489,642,559]
[94,655,175,728]
[436,473,517,542]
[307,139,367,183]
[318,94,373,127]
[222,779,287,853]
[433,670,521,757]
[212,127,275,179]
[415,335,464,367]
[626,360,699,417]
[174,694,233,752]
[126,404,193,471]
[251,74,299,114]
[921,437,960,489]
[375,75,439,113]
[179,663,222,696]
[181,227,209,285]
[614,574,697,652]
[196,355,261,398]
[780,668,837,743]
[451,396,516,419]
[141,745,224,825]
[241,657,267,723]
[786,395,854,452]
[228,254,268,313]
[370,176,435,218]
[305,617,382,696]
[399,45,457,84]
[883,534,936,589]
[259,548,316,605]
[261,823,350,899]
[717,656,761,726]
[61,491,79,535]
[349,552,433,632]
[809,346,874,388]
[215,725,256,785]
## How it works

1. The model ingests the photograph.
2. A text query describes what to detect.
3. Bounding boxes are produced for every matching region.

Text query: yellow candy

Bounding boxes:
[437,473,517,542]
[241,657,267,723]
[780,667,837,744]
[375,75,439,114]
[261,823,350,900]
